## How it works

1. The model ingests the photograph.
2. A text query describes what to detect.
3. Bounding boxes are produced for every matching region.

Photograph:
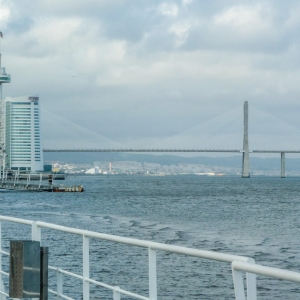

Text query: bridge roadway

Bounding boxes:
[43,149,300,153]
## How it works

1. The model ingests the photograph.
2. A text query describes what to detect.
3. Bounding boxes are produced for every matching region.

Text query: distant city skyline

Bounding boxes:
[49,158,300,177]
[1,1,300,151]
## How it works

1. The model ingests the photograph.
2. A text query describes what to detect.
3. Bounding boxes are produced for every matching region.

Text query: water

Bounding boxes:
[1,175,300,299]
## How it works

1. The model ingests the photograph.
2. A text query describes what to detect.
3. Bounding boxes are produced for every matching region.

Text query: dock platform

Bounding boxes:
[0,181,84,192]
[0,171,83,192]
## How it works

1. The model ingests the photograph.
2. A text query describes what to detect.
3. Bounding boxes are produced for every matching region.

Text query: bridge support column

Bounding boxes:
[242,101,250,178]
[281,152,285,178]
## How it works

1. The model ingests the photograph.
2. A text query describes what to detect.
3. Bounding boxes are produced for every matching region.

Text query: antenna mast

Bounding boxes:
[0,31,11,175]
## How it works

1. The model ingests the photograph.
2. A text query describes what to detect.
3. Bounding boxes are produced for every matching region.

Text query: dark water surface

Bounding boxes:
[1,175,300,299]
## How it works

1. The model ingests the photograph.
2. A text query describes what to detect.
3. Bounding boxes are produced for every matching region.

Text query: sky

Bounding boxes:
[1,0,300,149]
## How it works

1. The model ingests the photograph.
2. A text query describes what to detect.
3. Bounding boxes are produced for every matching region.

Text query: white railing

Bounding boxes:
[0,215,297,299]
[232,261,300,300]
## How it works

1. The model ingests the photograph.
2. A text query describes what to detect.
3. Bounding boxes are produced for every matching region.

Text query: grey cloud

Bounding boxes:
[179,5,300,54]
[5,16,34,35]
[98,4,156,43]
[2,0,300,148]
[8,0,300,56]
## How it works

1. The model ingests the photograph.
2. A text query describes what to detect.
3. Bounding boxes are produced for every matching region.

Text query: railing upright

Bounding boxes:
[39,173,42,188]
[57,270,63,299]
[0,220,7,300]
[113,286,121,300]
[26,173,30,187]
[148,248,157,300]
[233,266,257,300]
[246,258,257,300]
[0,221,2,297]
[32,221,41,242]
[232,267,246,300]
[82,235,90,300]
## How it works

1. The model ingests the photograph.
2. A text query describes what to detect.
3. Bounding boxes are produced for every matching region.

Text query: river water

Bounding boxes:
[1,175,300,299]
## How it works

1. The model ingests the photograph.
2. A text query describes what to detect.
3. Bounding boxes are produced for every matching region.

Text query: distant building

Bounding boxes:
[4,95,44,171]
[85,166,100,174]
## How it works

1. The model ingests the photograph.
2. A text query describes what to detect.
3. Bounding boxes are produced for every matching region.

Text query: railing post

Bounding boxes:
[31,222,41,300]
[57,270,63,299]
[0,282,4,300]
[149,248,157,300]
[39,173,42,188]
[32,221,41,242]
[0,220,3,299]
[246,258,257,300]
[83,235,89,300]
[232,264,246,300]
[113,286,121,300]
[27,173,30,187]
[0,221,6,300]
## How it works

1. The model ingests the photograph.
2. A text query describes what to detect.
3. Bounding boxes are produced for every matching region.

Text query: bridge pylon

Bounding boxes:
[281,152,285,178]
[242,101,250,178]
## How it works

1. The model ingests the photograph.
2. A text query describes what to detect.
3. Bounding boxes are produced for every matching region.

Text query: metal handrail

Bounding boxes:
[35,220,251,263]
[0,215,259,299]
[232,261,300,300]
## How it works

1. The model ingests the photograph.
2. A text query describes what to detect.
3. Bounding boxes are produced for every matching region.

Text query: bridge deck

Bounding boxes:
[42,149,300,153]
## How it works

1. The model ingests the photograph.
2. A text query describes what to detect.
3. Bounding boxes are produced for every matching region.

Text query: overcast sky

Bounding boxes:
[1,0,300,149]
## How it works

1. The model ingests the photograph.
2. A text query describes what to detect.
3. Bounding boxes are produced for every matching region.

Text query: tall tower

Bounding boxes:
[0,63,11,98]
[242,101,250,177]
[0,32,11,173]
[0,32,11,102]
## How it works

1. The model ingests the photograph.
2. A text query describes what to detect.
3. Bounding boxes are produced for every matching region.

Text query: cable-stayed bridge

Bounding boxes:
[41,102,300,177]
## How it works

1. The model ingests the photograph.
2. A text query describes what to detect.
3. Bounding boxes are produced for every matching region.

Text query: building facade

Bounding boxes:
[5,95,43,171]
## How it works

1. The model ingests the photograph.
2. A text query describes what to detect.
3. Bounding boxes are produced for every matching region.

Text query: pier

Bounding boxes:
[0,181,83,192]
[0,172,83,192]
[0,181,54,191]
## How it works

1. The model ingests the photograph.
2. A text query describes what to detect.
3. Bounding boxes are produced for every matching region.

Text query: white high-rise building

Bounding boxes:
[5,95,44,171]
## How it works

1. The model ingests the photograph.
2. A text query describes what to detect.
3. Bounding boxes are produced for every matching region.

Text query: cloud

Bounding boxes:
[157,2,179,17]
[214,4,270,30]
[2,0,300,149]
[182,0,193,7]
[0,7,9,23]
[169,20,193,47]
